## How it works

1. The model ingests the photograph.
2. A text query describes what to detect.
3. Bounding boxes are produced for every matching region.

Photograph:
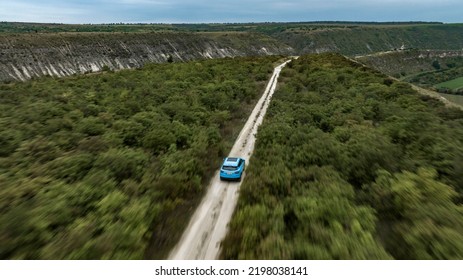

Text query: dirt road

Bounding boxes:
[168,59,291,260]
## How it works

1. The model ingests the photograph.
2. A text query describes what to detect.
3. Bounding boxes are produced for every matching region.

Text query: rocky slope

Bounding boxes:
[356,49,463,77]
[0,32,293,82]
[2,23,463,82]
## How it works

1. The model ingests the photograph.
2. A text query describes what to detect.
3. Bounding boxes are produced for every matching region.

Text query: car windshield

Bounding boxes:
[222,166,237,171]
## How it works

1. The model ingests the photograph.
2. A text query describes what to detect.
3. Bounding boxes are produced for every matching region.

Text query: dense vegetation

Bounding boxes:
[271,24,463,55]
[222,54,463,259]
[0,55,281,259]
[358,50,463,102]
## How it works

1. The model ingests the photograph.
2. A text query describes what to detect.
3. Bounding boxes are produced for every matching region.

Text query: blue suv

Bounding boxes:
[220,157,245,181]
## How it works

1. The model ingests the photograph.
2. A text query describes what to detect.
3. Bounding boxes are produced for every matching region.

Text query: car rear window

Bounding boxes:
[222,166,238,171]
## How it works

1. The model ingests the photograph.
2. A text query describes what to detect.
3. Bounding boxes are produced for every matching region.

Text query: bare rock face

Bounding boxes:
[0,32,294,82]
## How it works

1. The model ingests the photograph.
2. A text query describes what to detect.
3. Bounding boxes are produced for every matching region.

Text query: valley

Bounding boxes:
[1,21,463,260]
[2,22,463,82]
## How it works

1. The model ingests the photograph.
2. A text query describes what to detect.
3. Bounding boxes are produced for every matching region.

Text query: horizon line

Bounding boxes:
[2,20,456,25]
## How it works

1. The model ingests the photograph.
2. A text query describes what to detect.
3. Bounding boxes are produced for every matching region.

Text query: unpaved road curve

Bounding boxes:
[168,59,291,260]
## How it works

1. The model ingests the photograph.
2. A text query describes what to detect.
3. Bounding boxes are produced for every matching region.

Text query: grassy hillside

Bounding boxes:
[0,56,282,259]
[272,24,463,55]
[406,67,463,94]
[357,50,463,78]
[221,54,463,260]
[357,49,463,95]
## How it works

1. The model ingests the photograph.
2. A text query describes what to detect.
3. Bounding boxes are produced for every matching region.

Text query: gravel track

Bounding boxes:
[168,59,291,260]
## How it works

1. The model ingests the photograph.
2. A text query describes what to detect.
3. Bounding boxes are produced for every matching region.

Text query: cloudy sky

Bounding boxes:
[0,0,461,24]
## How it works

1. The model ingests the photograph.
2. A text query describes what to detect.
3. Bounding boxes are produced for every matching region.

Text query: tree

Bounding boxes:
[370,168,463,259]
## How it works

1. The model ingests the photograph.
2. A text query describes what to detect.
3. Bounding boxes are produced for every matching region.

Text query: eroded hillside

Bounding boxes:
[2,22,463,82]
[0,32,293,82]
[356,49,463,78]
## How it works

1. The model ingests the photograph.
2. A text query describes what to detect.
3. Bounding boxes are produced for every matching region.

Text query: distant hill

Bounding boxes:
[357,49,463,78]
[270,24,463,55]
[1,22,463,82]
[0,32,293,82]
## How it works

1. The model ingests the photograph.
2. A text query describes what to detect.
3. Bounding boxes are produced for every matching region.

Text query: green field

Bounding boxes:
[435,76,463,90]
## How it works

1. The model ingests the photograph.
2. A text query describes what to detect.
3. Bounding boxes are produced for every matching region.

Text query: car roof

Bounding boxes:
[223,157,243,167]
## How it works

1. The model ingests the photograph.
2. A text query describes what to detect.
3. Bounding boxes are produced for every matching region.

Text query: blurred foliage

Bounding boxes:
[221,53,463,259]
[0,55,280,259]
